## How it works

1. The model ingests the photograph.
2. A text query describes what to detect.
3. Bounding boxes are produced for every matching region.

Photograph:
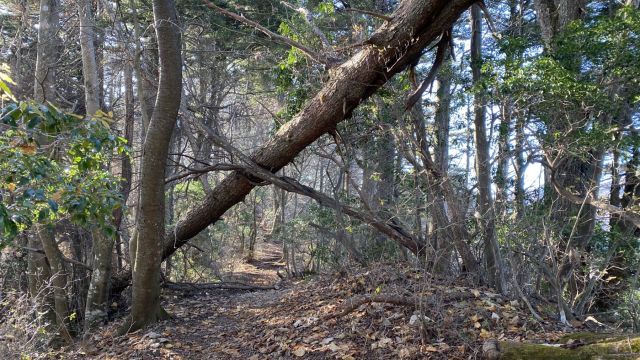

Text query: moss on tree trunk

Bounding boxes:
[497,334,640,360]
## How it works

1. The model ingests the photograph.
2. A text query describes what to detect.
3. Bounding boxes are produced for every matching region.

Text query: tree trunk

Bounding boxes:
[470,4,506,293]
[127,0,182,332]
[84,230,114,330]
[78,0,100,115]
[78,0,115,332]
[10,0,28,98]
[114,60,136,271]
[430,59,453,272]
[403,104,479,274]
[162,0,476,261]
[37,225,72,342]
[26,233,57,329]
[31,0,69,342]
[33,0,59,103]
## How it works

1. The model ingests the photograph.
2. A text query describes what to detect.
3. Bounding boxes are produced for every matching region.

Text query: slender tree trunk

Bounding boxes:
[514,114,527,217]
[471,4,506,292]
[78,0,100,115]
[77,0,115,331]
[113,60,136,271]
[10,0,28,97]
[127,0,182,332]
[430,60,453,272]
[84,230,114,330]
[34,0,59,103]
[38,225,72,342]
[31,0,70,342]
[26,233,57,328]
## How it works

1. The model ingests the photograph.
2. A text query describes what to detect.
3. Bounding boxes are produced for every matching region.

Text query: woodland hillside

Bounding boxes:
[0,0,640,359]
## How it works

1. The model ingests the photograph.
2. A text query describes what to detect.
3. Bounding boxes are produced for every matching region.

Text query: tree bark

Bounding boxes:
[162,0,476,261]
[78,0,100,115]
[31,0,70,342]
[430,58,453,272]
[127,0,182,332]
[84,230,114,331]
[470,4,506,293]
[33,0,59,103]
[37,225,72,342]
[77,0,115,332]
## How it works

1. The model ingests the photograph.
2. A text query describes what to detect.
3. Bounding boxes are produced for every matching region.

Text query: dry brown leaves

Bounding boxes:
[56,263,590,359]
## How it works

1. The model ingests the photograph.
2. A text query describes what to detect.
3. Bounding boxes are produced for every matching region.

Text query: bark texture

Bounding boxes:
[84,231,114,330]
[128,0,182,331]
[33,0,59,103]
[78,0,100,115]
[162,0,476,261]
[38,225,72,342]
[77,0,115,331]
[470,4,506,293]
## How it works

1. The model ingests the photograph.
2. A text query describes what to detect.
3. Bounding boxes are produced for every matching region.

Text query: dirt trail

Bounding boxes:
[223,241,285,286]
[75,241,294,359]
[65,256,626,359]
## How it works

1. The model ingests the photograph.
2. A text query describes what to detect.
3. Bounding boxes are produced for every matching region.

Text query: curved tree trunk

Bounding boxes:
[127,0,182,332]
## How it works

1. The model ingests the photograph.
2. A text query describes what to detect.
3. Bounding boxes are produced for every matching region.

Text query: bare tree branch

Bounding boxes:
[202,0,338,66]
[165,163,243,184]
[341,7,392,22]
[15,245,93,271]
[549,171,640,230]
[405,30,451,111]
[193,122,427,255]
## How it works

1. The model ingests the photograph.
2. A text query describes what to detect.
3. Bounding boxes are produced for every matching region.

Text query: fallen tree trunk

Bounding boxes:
[112,0,476,291]
[163,0,475,259]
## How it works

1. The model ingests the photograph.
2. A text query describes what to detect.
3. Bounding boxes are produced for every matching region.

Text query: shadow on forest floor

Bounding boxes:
[51,249,639,360]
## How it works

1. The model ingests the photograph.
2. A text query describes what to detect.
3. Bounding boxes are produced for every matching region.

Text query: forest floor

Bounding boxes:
[54,242,639,360]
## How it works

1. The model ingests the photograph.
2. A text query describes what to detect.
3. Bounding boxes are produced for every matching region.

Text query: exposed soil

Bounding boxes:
[223,241,285,286]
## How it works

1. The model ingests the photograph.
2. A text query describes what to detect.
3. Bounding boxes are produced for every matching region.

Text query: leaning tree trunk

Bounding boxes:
[161,0,476,261]
[109,0,478,293]
[127,0,182,332]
